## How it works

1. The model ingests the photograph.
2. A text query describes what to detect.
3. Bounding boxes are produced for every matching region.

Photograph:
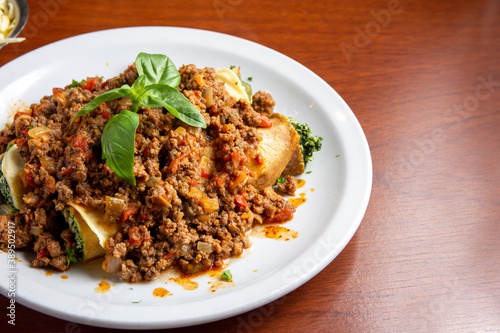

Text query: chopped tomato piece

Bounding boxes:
[235,194,248,208]
[213,171,229,188]
[52,88,63,95]
[73,134,89,151]
[169,151,190,173]
[36,248,48,259]
[14,138,27,148]
[265,207,295,223]
[82,79,96,91]
[201,169,211,179]
[120,206,138,223]
[61,167,74,175]
[13,111,31,121]
[255,154,264,165]
[24,164,39,188]
[99,103,112,119]
[259,114,273,128]
[128,227,142,246]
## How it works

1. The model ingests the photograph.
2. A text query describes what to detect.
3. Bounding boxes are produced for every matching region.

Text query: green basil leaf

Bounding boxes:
[131,75,147,96]
[135,53,181,87]
[221,270,232,282]
[101,110,139,185]
[140,84,206,128]
[129,76,147,112]
[71,86,132,124]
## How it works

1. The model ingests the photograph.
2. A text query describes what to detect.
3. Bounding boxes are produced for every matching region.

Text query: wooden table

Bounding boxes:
[1,0,499,332]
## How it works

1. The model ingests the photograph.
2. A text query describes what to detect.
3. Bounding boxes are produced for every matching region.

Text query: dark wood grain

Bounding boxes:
[1,0,499,332]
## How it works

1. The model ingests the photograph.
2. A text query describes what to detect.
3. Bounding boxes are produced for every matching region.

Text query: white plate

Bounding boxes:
[0,27,372,329]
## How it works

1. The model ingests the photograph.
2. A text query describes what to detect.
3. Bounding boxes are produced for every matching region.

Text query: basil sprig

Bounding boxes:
[71,53,206,185]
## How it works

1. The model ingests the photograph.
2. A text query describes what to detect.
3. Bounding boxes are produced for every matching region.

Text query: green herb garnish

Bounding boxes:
[221,270,232,282]
[71,79,85,87]
[66,245,78,266]
[288,117,322,167]
[71,53,206,185]
[247,77,253,81]
[132,300,142,304]
[10,208,19,214]
[275,177,286,185]
[6,142,14,152]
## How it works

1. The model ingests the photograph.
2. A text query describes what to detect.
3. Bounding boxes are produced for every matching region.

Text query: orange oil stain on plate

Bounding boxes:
[208,280,225,293]
[252,224,299,241]
[296,179,306,188]
[14,257,22,262]
[95,280,111,293]
[45,272,53,276]
[288,192,307,207]
[263,225,298,241]
[61,275,68,280]
[169,276,198,291]
[208,275,235,293]
[153,287,172,298]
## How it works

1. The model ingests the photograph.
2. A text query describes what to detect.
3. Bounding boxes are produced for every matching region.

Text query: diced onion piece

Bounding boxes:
[196,214,210,222]
[102,254,121,273]
[30,226,41,236]
[14,115,31,128]
[202,87,214,107]
[105,196,126,222]
[145,176,161,187]
[201,196,219,213]
[150,194,172,208]
[253,213,263,224]
[179,244,191,256]
[28,126,50,139]
[174,126,186,136]
[118,97,132,108]
[241,213,252,219]
[53,93,67,107]
[39,156,56,175]
[197,241,213,253]
[187,188,203,200]
[229,172,248,189]
[194,74,205,87]
[200,149,215,177]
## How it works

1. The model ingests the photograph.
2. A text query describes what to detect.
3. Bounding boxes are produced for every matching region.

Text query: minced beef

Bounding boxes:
[0,61,296,281]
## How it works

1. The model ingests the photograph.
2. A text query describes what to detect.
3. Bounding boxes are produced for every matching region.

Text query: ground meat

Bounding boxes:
[252,91,276,116]
[0,214,32,250]
[277,175,298,196]
[0,62,296,281]
[32,232,69,271]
